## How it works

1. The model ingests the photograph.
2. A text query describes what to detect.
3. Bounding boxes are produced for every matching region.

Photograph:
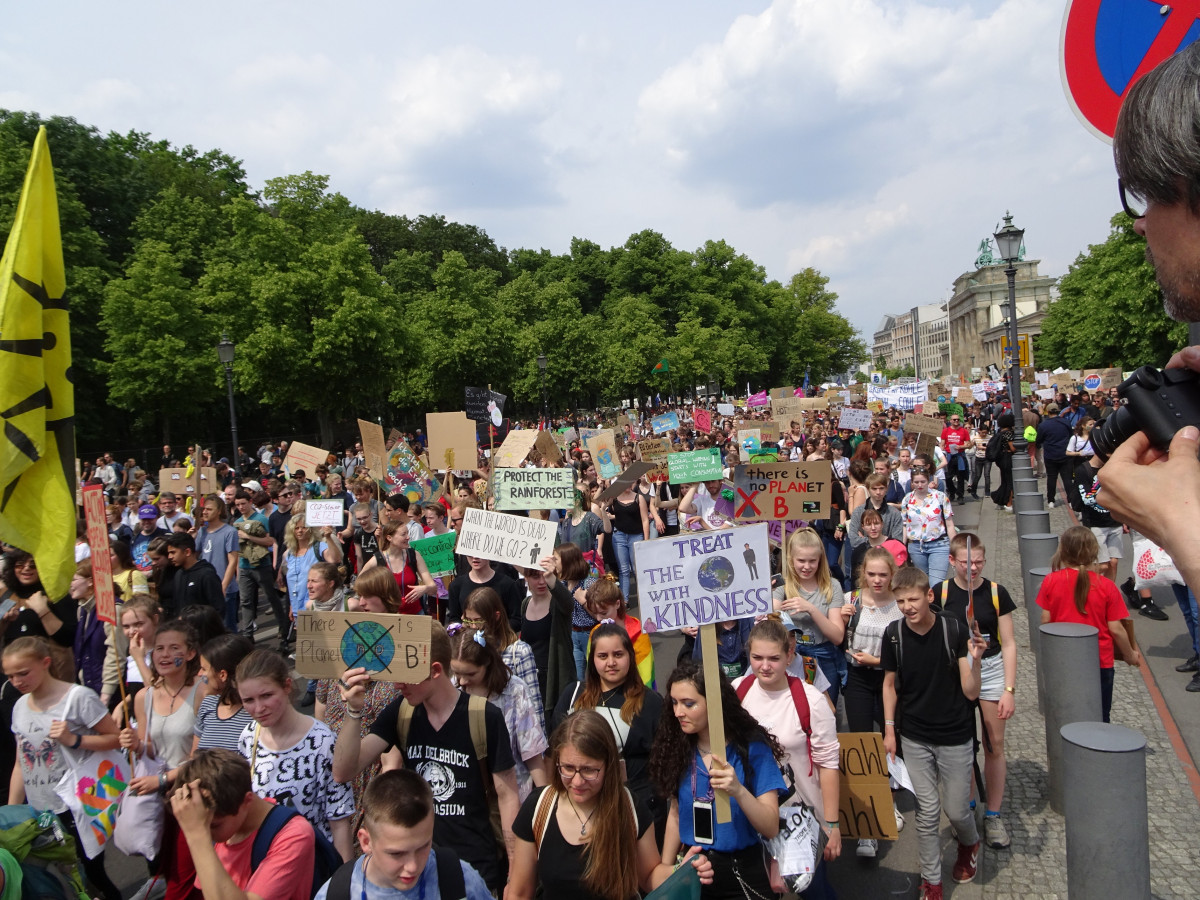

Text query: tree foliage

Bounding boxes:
[0,110,870,454]
[1037,213,1187,369]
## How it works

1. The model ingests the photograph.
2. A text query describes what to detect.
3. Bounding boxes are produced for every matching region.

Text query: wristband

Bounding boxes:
[158,772,168,792]
[72,733,82,749]
[884,720,895,726]
[346,708,364,719]
[825,820,840,830]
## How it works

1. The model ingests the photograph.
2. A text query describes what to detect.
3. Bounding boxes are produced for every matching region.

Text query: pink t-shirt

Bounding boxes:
[1036,568,1127,668]
[212,812,315,900]
[734,675,840,811]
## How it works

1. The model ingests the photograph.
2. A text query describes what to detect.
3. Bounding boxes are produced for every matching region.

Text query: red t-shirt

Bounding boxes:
[941,426,971,455]
[211,812,315,900]
[1036,568,1126,667]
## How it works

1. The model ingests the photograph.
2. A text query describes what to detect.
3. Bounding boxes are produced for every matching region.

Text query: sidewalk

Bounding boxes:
[977,497,1200,900]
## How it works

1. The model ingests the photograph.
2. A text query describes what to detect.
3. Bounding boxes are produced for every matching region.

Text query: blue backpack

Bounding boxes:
[250,805,343,900]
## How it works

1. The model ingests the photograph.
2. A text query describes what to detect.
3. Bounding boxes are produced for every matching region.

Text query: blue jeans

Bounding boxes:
[223,586,239,633]
[908,536,950,584]
[572,628,592,681]
[1101,666,1114,723]
[1171,584,1200,658]
[799,640,844,708]
[612,529,644,603]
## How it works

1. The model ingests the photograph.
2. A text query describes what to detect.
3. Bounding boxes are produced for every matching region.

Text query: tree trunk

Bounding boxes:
[317,408,334,450]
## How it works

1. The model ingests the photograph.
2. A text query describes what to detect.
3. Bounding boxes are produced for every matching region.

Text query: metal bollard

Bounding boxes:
[1012,476,1038,493]
[1061,722,1149,899]
[1040,623,1102,813]
[1013,492,1044,514]
[1016,508,1051,537]
[1024,566,1053,714]
[1019,532,1059,574]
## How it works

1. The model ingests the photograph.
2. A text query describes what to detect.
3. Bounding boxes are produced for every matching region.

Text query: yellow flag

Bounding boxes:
[0,126,75,599]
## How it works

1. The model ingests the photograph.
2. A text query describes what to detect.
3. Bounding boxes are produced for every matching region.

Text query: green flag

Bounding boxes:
[652,358,670,373]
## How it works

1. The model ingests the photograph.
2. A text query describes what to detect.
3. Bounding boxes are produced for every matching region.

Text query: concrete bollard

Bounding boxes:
[1011,452,1032,470]
[1016,508,1051,537]
[1019,532,1059,574]
[1012,475,1038,491]
[1024,566,1053,714]
[1061,722,1150,900]
[1040,623,1102,813]
[1013,492,1044,514]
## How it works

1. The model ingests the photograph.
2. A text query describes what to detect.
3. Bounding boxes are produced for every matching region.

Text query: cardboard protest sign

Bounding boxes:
[426,412,478,472]
[158,467,215,501]
[1099,367,1123,389]
[838,407,872,431]
[305,500,345,527]
[866,401,883,413]
[732,461,833,521]
[637,438,672,483]
[770,395,804,422]
[494,467,575,510]
[387,428,403,446]
[717,403,735,416]
[759,421,780,443]
[457,507,558,571]
[838,732,899,840]
[668,448,723,484]
[385,440,440,503]
[796,397,828,410]
[651,412,680,435]
[693,408,712,434]
[412,531,456,577]
[914,432,938,457]
[283,441,328,478]
[737,428,762,453]
[595,461,656,502]
[584,430,621,479]
[769,386,795,400]
[903,413,944,437]
[633,522,771,633]
[82,485,117,624]
[358,418,388,479]
[495,429,563,468]
[464,387,507,424]
[293,612,432,683]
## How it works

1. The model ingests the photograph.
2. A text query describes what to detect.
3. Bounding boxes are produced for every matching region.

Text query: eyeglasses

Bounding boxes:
[15,559,37,571]
[557,763,603,782]
[460,617,486,628]
[1118,178,1146,219]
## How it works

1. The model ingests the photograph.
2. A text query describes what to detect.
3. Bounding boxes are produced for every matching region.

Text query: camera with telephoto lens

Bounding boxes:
[1091,366,1200,462]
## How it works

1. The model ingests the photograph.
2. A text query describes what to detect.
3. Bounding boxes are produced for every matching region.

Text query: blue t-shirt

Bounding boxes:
[676,740,786,852]
[284,542,327,615]
[313,849,491,900]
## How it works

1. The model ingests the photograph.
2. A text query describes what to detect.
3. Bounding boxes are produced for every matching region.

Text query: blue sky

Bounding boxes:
[0,0,1119,343]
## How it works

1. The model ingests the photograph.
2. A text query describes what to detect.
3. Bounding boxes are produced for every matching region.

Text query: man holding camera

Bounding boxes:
[1100,42,1200,600]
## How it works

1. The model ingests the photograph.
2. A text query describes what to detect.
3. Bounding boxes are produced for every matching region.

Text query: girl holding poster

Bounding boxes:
[4,636,123,900]
[650,661,785,900]
[774,529,847,706]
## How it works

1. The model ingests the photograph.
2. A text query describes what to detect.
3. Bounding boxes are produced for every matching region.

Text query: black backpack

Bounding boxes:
[984,431,1004,463]
[323,845,466,900]
[251,805,345,900]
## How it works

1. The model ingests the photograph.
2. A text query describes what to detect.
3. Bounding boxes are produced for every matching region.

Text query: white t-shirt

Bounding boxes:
[732,675,840,811]
[238,720,354,841]
[12,685,109,812]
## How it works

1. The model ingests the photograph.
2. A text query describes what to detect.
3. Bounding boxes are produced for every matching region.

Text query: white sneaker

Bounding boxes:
[1047,500,1055,508]
[895,806,905,833]
[1004,506,1013,513]
[857,838,878,858]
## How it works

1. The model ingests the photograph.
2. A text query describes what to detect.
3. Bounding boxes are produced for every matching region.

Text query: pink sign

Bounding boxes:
[694,408,712,433]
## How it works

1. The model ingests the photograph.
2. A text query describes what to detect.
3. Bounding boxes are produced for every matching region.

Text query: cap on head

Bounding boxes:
[138,504,158,519]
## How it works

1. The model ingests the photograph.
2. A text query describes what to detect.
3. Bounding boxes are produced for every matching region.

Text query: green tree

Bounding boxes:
[770,269,866,384]
[1038,213,1186,368]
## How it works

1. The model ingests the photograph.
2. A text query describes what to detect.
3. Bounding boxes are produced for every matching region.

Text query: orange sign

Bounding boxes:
[81,485,117,624]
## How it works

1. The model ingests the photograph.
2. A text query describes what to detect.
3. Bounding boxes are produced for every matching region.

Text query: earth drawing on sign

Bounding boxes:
[340,620,396,673]
[697,556,736,591]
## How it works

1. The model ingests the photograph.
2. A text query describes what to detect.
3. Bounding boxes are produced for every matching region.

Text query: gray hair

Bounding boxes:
[1114,41,1200,210]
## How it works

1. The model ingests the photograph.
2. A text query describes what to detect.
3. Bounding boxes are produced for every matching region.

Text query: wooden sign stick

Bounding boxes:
[699,623,732,823]
[488,383,496,501]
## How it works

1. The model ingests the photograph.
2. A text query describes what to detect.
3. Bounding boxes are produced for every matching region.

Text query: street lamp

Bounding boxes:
[536,353,548,426]
[994,212,1025,411]
[217,332,240,474]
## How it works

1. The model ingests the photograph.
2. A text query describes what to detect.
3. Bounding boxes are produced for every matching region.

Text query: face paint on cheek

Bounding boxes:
[174,657,184,668]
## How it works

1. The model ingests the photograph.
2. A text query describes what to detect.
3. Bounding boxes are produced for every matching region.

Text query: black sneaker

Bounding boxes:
[1120,577,1140,608]
[1176,655,1199,673]
[1139,599,1169,621]
[1187,672,1200,693]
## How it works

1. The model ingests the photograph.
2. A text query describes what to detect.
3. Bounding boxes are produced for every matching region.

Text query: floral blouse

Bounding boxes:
[902,489,953,542]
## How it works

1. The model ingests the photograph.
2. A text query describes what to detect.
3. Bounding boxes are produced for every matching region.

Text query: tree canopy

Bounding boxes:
[1036,213,1187,369]
[0,110,868,455]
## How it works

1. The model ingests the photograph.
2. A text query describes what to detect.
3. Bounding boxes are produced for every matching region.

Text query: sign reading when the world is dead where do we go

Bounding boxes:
[293,612,432,683]
[456,507,558,571]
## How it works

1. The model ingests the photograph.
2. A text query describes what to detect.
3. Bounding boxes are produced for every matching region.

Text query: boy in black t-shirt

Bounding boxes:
[882,566,986,900]
[331,622,518,892]
[932,533,1017,850]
